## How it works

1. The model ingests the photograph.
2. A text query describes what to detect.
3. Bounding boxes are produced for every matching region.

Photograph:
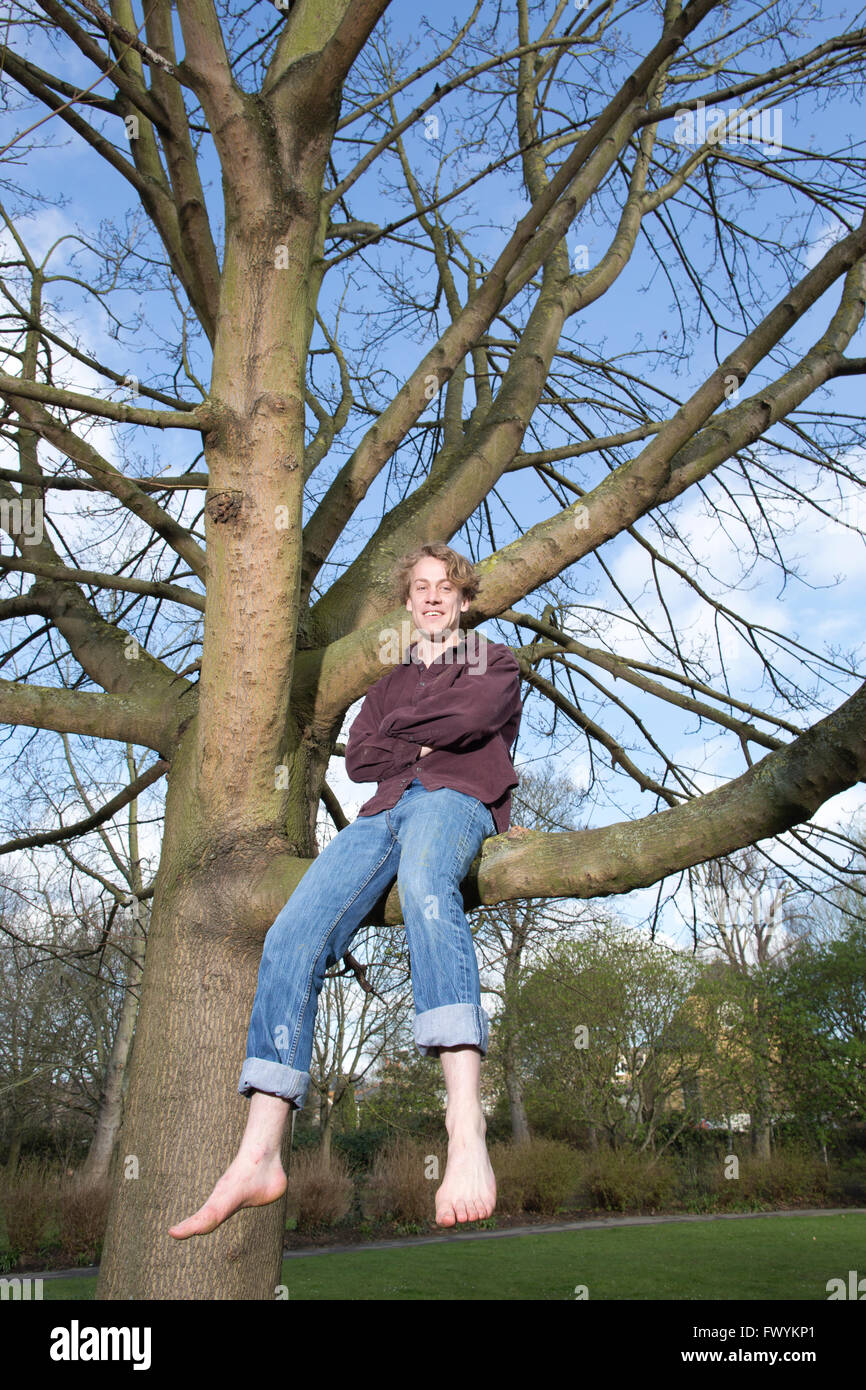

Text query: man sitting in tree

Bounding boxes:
[170,542,523,1236]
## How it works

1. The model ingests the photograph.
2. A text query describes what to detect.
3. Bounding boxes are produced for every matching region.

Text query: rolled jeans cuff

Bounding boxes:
[414,1003,489,1058]
[238,1058,310,1110]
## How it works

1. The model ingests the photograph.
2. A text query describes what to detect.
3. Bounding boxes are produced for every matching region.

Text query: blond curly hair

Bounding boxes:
[390,542,481,609]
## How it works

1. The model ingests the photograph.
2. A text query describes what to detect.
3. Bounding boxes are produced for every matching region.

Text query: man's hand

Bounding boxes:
[419,745,433,757]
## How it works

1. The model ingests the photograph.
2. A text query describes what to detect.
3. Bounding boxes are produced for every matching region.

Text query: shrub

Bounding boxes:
[0,1157,53,1259]
[285,1148,353,1232]
[57,1175,111,1265]
[653,1118,731,1162]
[711,1147,830,1210]
[828,1152,866,1204]
[362,1136,444,1224]
[829,1122,866,1162]
[489,1138,582,1216]
[578,1146,678,1213]
[486,1142,529,1215]
[331,1127,392,1174]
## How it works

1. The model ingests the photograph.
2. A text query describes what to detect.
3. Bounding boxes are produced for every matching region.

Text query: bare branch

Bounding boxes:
[0,758,169,857]
[0,557,204,612]
[0,372,207,430]
[76,0,175,74]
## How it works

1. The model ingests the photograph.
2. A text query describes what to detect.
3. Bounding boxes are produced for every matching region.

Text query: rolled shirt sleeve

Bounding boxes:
[345,678,421,783]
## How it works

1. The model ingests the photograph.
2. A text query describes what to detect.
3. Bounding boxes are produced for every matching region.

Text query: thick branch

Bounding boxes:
[33,0,169,120]
[0,468,209,493]
[266,0,391,112]
[466,224,866,621]
[141,0,222,339]
[247,678,866,927]
[476,678,866,907]
[0,680,181,752]
[77,0,175,73]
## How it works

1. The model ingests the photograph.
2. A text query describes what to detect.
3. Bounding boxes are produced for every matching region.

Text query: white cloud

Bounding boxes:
[804,218,847,270]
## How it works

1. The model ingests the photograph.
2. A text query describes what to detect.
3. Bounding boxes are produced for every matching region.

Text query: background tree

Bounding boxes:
[355,1039,447,1142]
[517,923,715,1152]
[305,917,412,1162]
[0,879,140,1176]
[476,763,587,1143]
[691,850,797,1155]
[0,738,156,1184]
[1,0,866,1298]
[769,889,866,1148]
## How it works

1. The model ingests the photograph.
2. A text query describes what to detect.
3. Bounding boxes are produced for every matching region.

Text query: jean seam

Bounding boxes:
[446,798,485,1003]
[285,826,398,1067]
[395,789,481,1011]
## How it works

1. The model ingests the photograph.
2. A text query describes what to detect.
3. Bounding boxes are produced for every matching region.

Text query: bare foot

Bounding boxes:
[435,1123,497,1227]
[168,1150,287,1239]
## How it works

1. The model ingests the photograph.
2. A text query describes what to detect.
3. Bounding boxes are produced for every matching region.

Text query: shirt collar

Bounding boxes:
[409,632,467,666]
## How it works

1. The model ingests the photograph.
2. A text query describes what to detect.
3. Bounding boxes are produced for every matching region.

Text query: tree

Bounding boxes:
[0,740,155,1184]
[1,0,866,1297]
[769,898,866,1145]
[306,917,413,1161]
[475,763,587,1143]
[517,924,714,1152]
[356,1041,447,1141]
[691,850,798,1155]
[0,880,138,1174]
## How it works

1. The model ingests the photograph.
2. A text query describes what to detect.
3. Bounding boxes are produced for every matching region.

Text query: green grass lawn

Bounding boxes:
[34,1212,865,1300]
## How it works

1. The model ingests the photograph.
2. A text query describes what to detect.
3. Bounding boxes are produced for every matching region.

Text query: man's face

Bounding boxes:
[405,557,469,642]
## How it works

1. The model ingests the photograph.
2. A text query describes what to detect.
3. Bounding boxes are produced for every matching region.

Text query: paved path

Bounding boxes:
[26,1205,866,1279]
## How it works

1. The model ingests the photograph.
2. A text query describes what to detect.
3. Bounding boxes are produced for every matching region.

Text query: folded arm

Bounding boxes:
[344,677,421,783]
[378,645,521,750]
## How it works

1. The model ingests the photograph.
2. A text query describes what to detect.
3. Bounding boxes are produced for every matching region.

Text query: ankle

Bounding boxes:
[237,1141,282,1167]
[445,1105,487,1141]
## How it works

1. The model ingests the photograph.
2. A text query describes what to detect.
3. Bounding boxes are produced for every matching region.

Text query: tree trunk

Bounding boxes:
[79,910,146,1189]
[750,1116,772,1160]
[501,944,531,1144]
[319,1100,333,1164]
[4,1127,23,1177]
[750,993,773,1160]
[95,730,316,1299]
[95,75,340,1294]
[503,1037,531,1145]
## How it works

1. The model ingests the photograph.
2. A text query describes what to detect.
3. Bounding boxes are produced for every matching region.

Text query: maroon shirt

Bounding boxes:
[345,632,522,834]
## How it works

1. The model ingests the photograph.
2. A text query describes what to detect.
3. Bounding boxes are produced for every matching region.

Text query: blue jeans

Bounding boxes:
[237,778,496,1111]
